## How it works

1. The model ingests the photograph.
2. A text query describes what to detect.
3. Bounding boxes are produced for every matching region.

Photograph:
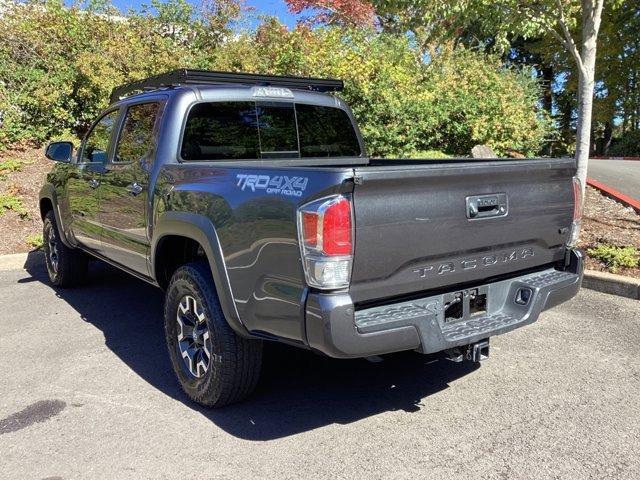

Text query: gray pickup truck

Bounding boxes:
[40,70,584,407]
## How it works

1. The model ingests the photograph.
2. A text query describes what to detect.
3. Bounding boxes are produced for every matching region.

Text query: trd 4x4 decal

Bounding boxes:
[236,174,308,197]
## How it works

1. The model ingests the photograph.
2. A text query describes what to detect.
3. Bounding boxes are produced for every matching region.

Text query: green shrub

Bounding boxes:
[26,233,44,250]
[0,3,553,157]
[0,193,29,218]
[213,26,552,157]
[0,159,24,180]
[587,244,640,273]
[406,150,452,159]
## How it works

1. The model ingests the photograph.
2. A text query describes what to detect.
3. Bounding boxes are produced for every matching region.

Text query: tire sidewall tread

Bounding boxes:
[164,261,262,408]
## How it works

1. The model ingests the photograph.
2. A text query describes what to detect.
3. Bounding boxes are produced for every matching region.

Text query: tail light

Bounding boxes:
[297,195,353,289]
[567,177,582,247]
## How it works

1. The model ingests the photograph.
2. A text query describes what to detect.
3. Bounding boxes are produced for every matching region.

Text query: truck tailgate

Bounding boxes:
[350,158,576,304]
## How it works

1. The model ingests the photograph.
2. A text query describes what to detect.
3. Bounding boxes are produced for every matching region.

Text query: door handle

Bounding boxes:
[127,182,143,196]
[466,193,508,219]
[88,179,100,189]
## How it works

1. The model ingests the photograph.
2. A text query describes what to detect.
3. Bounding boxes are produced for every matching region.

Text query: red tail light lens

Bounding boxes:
[297,195,354,289]
[299,196,353,256]
[322,197,352,256]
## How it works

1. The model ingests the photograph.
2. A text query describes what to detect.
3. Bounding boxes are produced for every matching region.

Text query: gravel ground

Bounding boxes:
[0,256,639,480]
[579,186,640,277]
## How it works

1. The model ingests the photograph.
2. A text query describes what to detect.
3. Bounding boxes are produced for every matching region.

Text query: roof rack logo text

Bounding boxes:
[236,174,308,197]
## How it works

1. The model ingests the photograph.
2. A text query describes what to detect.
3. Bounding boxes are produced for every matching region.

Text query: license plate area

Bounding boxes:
[443,286,488,323]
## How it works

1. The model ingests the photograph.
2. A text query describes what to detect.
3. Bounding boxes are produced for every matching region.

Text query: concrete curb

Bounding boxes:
[0,251,41,271]
[582,269,640,300]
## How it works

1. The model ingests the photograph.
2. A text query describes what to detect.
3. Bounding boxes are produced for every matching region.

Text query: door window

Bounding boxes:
[80,110,119,164]
[115,103,161,164]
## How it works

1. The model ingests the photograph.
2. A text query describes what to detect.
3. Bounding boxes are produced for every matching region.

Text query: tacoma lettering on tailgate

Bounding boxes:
[413,248,535,277]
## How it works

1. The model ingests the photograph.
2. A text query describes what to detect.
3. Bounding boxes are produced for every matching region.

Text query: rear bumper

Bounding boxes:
[305,249,584,359]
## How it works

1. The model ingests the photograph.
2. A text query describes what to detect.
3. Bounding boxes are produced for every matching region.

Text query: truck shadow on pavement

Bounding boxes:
[23,252,479,441]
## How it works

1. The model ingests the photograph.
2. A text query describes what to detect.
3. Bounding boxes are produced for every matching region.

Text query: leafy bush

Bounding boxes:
[0,193,28,218]
[0,159,24,180]
[406,150,452,159]
[587,244,640,273]
[26,233,44,250]
[213,24,552,156]
[0,1,553,157]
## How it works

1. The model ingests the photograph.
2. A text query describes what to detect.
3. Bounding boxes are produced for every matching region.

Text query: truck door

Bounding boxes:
[99,101,162,276]
[68,109,119,253]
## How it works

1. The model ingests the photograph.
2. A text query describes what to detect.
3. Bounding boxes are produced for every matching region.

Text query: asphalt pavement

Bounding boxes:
[1,254,639,479]
[588,159,640,200]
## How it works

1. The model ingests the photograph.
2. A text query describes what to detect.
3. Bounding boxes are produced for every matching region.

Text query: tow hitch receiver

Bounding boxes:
[444,339,490,363]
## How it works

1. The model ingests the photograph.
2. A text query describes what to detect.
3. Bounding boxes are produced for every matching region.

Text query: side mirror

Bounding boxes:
[45,141,74,163]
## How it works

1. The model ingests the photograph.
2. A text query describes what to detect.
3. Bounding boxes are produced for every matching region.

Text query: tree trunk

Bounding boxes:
[574,66,595,193]
[602,120,613,155]
[541,64,554,156]
[574,0,603,196]
[541,65,554,116]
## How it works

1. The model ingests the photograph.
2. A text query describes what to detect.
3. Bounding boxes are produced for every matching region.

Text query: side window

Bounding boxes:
[296,104,361,158]
[181,102,259,160]
[80,110,119,164]
[115,103,161,164]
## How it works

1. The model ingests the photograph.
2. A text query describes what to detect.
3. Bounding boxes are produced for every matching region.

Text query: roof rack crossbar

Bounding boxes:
[110,69,344,103]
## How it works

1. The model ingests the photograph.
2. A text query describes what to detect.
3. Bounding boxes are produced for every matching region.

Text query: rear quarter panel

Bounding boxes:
[156,163,353,343]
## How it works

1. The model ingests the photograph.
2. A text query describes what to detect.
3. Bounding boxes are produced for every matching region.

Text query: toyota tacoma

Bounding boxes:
[39,69,584,407]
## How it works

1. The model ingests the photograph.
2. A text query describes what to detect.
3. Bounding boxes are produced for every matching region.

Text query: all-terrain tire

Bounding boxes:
[164,261,263,408]
[42,210,88,287]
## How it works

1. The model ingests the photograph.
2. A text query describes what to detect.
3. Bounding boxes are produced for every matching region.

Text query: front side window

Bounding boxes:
[115,103,161,164]
[181,101,361,161]
[80,110,119,164]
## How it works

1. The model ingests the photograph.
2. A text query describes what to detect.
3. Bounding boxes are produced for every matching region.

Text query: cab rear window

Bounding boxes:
[181,101,361,160]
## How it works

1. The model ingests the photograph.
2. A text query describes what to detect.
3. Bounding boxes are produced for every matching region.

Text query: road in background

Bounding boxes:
[1,256,639,479]
[588,159,640,200]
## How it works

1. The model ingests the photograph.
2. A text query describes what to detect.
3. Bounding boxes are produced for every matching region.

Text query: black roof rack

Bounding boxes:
[109,69,344,103]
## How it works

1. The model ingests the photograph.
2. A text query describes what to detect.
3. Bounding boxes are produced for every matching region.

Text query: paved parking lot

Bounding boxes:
[588,159,640,200]
[1,254,639,479]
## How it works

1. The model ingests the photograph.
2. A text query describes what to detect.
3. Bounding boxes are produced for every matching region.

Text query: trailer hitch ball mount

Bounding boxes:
[444,339,490,363]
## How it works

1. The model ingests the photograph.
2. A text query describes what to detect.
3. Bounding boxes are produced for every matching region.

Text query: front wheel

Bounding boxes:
[164,261,262,408]
[43,210,88,287]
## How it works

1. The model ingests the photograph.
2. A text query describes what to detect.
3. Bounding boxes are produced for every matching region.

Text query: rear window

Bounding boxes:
[181,101,361,161]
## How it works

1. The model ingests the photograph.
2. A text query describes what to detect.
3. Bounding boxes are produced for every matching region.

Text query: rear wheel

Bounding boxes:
[42,210,88,287]
[164,261,262,407]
